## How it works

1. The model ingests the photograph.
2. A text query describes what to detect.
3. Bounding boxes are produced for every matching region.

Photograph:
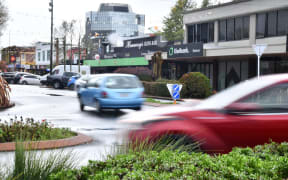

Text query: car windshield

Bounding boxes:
[105,76,141,89]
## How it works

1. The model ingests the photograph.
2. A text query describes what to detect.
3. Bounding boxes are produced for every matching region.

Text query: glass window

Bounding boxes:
[47,50,50,61]
[235,17,243,40]
[187,25,195,43]
[105,76,141,89]
[239,83,288,107]
[87,77,102,88]
[227,18,235,41]
[243,16,250,39]
[219,20,227,41]
[42,51,45,61]
[256,13,266,38]
[196,24,201,42]
[277,9,288,36]
[201,23,208,43]
[38,52,41,61]
[208,22,214,42]
[267,11,277,37]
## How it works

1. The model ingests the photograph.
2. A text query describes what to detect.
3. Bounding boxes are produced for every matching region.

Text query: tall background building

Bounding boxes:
[84,3,145,59]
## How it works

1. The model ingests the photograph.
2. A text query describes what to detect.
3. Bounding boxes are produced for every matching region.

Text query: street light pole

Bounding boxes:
[49,0,54,75]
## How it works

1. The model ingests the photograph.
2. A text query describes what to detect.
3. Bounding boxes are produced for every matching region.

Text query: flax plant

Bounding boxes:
[0,76,11,107]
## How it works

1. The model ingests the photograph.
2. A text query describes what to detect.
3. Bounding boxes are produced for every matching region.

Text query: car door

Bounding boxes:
[81,77,102,106]
[220,82,288,148]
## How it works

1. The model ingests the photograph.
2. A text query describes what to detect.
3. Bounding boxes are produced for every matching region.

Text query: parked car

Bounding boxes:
[74,75,99,92]
[52,65,90,76]
[19,75,41,85]
[47,71,79,89]
[67,74,81,90]
[78,74,144,112]
[119,74,288,154]
[1,72,17,83]
[40,74,49,85]
[13,72,34,84]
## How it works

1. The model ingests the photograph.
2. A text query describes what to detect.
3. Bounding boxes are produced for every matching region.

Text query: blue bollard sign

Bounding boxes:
[167,84,183,100]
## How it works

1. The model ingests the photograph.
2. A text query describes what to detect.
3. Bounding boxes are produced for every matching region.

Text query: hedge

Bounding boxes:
[142,79,181,98]
[49,142,288,180]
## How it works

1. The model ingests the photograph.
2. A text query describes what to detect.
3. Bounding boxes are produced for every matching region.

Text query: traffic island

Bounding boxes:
[0,117,93,151]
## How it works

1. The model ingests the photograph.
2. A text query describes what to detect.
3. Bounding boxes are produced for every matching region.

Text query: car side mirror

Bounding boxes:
[225,103,260,114]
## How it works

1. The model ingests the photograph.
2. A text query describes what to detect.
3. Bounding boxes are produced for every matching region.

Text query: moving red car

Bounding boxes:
[119,74,288,153]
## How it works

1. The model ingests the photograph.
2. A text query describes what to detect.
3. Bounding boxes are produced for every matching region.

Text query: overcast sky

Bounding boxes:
[0,0,231,47]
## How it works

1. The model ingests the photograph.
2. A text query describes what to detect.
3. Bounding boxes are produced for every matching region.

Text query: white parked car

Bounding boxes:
[19,74,41,85]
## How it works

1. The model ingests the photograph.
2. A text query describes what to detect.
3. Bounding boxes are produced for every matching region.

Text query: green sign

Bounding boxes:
[84,57,148,67]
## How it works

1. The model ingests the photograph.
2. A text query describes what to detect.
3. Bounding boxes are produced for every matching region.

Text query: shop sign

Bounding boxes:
[167,43,203,59]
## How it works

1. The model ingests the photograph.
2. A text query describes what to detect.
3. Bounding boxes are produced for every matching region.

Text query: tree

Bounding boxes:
[162,0,196,42]
[0,0,8,37]
[201,0,211,8]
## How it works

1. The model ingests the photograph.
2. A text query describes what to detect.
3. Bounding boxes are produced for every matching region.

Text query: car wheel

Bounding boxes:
[69,84,75,90]
[95,100,103,113]
[134,107,141,111]
[80,103,85,111]
[22,81,28,85]
[154,134,201,152]
[10,80,15,84]
[53,81,61,89]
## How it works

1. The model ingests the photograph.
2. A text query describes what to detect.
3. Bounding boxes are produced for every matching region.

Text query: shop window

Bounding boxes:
[227,19,235,41]
[277,10,288,36]
[267,11,277,37]
[219,20,227,41]
[256,13,266,38]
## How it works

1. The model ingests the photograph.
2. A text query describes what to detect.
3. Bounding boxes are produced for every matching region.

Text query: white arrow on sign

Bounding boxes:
[253,44,267,57]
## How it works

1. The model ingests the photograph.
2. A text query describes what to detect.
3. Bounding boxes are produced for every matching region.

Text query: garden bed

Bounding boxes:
[0,117,93,151]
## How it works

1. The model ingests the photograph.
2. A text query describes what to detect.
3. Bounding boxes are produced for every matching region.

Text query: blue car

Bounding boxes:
[67,74,81,90]
[78,74,144,112]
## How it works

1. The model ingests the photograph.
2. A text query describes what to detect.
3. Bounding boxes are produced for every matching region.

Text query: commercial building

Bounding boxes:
[1,46,35,72]
[167,0,288,91]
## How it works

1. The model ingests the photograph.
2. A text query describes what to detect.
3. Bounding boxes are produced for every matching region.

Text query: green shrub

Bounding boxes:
[50,142,288,180]
[142,81,173,97]
[179,72,212,99]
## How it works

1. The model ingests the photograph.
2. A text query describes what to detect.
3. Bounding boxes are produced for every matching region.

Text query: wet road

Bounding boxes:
[0,85,153,166]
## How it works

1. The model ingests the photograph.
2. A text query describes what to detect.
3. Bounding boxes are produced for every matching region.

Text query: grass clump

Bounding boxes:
[49,142,288,180]
[0,117,76,143]
[2,141,77,180]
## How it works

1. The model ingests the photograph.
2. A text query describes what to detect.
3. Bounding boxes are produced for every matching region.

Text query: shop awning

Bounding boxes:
[84,57,148,67]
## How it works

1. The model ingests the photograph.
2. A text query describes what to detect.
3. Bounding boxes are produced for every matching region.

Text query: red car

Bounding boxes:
[119,74,288,153]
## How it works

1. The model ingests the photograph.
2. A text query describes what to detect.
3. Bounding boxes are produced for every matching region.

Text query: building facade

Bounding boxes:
[175,0,288,91]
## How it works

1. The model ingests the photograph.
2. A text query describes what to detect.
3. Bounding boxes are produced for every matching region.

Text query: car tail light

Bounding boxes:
[102,91,108,98]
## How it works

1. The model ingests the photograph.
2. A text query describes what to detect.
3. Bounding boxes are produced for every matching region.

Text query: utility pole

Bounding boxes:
[78,35,81,73]
[49,0,54,75]
[55,38,59,66]
[63,37,66,72]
